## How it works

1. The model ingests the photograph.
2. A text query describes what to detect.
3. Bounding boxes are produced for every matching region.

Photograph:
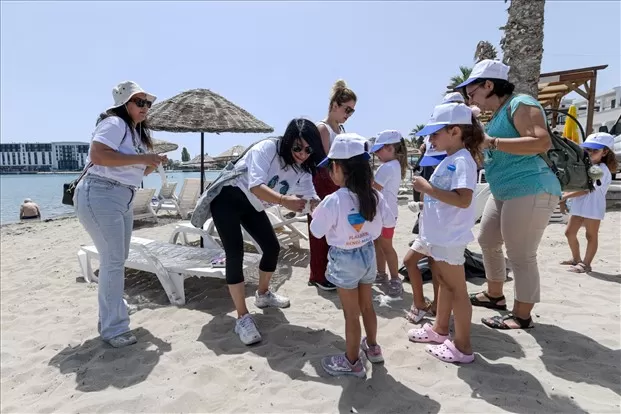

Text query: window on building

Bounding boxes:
[612,99,616,109]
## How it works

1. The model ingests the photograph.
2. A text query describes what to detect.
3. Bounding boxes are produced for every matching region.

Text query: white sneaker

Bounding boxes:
[235,314,262,345]
[254,290,290,308]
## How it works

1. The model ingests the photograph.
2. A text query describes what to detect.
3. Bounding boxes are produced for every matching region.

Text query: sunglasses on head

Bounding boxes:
[130,98,153,108]
[292,145,313,155]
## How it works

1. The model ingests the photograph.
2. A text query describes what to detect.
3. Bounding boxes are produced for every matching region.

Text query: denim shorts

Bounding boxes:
[411,238,466,266]
[326,242,376,290]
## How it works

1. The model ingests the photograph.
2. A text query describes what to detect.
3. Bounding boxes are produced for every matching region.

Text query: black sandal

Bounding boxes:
[482,313,534,330]
[469,292,507,311]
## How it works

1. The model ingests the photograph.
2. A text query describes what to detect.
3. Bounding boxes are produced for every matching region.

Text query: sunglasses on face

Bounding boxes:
[466,84,482,100]
[340,104,355,115]
[292,145,313,155]
[130,98,153,108]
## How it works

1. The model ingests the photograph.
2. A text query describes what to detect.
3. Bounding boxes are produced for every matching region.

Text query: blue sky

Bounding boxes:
[2,1,619,160]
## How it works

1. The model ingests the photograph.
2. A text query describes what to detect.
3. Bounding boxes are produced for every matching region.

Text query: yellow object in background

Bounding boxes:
[563,105,581,144]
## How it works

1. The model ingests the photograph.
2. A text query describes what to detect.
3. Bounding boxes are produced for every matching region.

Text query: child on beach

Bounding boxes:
[560,133,617,274]
[310,133,396,377]
[406,102,483,364]
[370,130,409,297]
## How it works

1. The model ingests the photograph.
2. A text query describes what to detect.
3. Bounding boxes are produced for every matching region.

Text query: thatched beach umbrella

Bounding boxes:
[214,145,246,163]
[183,154,216,169]
[152,138,179,155]
[147,88,274,191]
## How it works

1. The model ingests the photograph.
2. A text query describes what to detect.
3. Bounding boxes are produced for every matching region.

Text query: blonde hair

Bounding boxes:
[329,79,357,111]
[391,139,409,179]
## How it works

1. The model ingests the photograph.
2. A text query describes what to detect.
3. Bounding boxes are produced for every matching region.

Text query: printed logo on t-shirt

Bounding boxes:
[267,175,290,195]
[347,212,365,232]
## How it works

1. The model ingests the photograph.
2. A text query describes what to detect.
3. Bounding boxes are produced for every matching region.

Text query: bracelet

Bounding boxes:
[490,138,499,150]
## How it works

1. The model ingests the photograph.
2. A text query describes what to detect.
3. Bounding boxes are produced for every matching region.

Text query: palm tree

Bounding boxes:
[448,66,473,90]
[409,124,426,147]
[474,40,498,62]
[500,0,545,97]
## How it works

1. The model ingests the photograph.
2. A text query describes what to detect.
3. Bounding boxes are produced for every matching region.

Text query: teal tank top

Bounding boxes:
[484,94,562,201]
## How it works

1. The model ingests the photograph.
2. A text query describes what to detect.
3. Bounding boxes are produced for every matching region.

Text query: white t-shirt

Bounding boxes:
[374,159,401,221]
[310,188,396,249]
[232,139,318,211]
[420,148,478,246]
[87,116,147,187]
[569,163,611,220]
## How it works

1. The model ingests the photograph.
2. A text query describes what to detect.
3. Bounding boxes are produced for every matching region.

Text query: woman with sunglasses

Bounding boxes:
[75,81,167,348]
[209,118,324,345]
[457,60,561,331]
[308,79,357,291]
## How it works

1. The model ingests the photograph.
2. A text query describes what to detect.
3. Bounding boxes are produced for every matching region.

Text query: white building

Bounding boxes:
[0,141,89,172]
[556,86,621,136]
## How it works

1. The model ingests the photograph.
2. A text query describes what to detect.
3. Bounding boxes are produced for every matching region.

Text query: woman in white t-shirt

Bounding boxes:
[75,81,166,348]
[560,133,618,273]
[308,80,357,291]
[370,130,408,297]
[210,118,323,345]
[310,133,396,378]
[406,103,483,364]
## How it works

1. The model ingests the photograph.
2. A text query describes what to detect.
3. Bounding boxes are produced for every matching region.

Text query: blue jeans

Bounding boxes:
[75,175,135,340]
[326,242,377,290]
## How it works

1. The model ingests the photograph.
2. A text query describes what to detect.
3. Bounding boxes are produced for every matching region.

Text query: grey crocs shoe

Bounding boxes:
[105,332,137,348]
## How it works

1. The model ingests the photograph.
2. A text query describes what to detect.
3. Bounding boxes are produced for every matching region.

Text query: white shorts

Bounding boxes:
[410,238,466,266]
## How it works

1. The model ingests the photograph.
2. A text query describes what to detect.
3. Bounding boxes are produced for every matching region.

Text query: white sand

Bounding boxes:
[1,206,619,413]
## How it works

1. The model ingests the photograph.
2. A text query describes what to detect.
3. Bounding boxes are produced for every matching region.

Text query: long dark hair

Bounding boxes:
[96,105,153,150]
[277,118,325,175]
[601,149,619,174]
[448,114,485,166]
[332,154,378,221]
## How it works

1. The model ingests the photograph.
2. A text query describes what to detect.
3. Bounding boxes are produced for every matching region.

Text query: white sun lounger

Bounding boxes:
[133,188,158,221]
[77,236,259,306]
[155,178,203,219]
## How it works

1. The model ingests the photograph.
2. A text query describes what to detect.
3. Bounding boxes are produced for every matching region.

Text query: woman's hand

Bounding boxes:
[412,176,433,194]
[482,133,496,150]
[281,195,307,212]
[141,153,167,168]
[309,199,320,212]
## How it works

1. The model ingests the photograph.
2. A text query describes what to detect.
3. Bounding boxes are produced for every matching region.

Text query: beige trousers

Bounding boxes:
[478,193,559,303]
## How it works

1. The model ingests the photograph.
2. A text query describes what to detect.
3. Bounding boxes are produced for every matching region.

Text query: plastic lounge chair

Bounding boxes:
[153,181,178,210]
[155,178,202,219]
[77,236,259,306]
[133,188,158,221]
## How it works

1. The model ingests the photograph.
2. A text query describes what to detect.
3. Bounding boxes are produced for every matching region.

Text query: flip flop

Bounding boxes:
[407,323,448,344]
[567,263,591,273]
[560,259,578,266]
[482,313,534,330]
[469,291,507,311]
[426,339,474,364]
[405,301,434,324]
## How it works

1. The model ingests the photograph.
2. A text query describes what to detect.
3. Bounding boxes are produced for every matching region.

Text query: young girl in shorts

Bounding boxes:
[310,133,396,377]
[370,130,409,297]
[407,102,483,364]
[560,132,617,273]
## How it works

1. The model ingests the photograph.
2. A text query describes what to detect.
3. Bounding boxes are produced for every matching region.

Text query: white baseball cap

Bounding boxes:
[442,92,465,104]
[415,103,473,137]
[419,136,447,167]
[318,132,370,167]
[581,132,614,150]
[370,130,403,153]
[455,59,510,89]
[108,81,157,110]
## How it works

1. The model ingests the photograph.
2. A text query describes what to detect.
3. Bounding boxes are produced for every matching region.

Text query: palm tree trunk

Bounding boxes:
[500,0,545,97]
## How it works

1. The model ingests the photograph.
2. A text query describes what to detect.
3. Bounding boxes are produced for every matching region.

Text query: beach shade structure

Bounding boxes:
[563,105,581,144]
[152,139,179,155]
[183,154,216,169]
[147,88,274,191]
[213,145,246,163]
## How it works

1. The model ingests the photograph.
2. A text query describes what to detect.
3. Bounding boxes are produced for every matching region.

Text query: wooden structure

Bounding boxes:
[538,64,607,135]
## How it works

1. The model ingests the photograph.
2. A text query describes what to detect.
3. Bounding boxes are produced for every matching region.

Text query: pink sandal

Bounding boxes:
[407,323,449,344]
[426,339,474,364]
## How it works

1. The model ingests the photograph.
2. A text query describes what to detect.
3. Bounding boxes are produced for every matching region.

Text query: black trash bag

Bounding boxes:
[399,248,490,282]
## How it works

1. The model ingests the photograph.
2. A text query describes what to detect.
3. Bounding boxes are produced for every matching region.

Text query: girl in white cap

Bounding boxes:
[406,102,484,364]
[370,130,408,297]
[560,133,618,273]
[310,133,396,377]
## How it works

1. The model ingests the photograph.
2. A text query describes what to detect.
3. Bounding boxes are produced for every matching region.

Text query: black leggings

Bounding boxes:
[210,186,280,284]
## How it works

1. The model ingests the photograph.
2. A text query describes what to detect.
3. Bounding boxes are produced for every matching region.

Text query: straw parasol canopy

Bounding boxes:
[151,138,178,154]
[214,145,246,161]
[147,89,274,134]
[183,154,215,168]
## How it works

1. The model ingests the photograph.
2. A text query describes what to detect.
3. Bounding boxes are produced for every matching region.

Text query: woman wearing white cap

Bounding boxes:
[560,133,617,273]
[75,81,166,348]
[457,59,561,330]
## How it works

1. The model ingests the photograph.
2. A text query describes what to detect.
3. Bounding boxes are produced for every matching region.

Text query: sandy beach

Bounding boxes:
[1,205,619,413]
